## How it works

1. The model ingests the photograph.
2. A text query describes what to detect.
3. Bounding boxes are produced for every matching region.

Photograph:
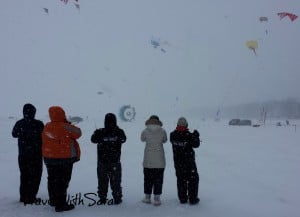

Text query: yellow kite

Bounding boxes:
[246,40,258,56]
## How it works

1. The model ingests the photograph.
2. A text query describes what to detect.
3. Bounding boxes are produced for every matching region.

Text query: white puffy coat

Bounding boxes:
[141,123,167,168]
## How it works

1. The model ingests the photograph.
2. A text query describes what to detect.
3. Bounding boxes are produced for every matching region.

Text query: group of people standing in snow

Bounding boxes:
[12,103,200,212]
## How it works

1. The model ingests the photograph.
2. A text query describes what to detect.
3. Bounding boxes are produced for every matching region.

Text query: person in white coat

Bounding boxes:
[141,115,167,206]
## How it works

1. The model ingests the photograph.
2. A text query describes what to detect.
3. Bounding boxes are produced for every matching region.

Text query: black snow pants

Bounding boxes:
[18,155,42,203]
[175,161,199,202]
[143,168,165,195]
[97,162,122,201]
[45,163,73,207]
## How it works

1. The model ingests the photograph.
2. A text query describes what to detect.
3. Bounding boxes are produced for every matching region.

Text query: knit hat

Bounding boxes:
[177,117,188,127]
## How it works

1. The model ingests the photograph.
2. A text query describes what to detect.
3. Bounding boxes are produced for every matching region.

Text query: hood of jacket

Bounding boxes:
[104,113,117,129]
[23,103,36,120]
[145,118,162,127]
[49,106,66,122]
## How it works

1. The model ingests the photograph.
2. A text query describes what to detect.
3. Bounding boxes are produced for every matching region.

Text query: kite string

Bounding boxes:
[217,69,241,114]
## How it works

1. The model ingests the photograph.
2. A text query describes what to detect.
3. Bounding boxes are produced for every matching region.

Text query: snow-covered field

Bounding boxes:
[1,117,299,217]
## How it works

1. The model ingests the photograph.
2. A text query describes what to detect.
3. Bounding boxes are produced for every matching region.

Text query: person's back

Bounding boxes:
[141,115,167,206]
[42,106,81,163]
[12,104,44,157]
[91,113,126,204]
[91,113,126,164]
[42,106,81,212]
[141,115,167,169]
[170,117,200,205]
[12,103,44,204]
[170,128,200,167]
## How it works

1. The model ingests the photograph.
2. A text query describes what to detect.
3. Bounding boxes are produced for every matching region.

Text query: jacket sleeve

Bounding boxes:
[162,129,168,143]
[38,121,45,135]
[12,122,21,138]
[64,123,81,139]
[140,130,146,142]
[91,129,102,144]
[118,129,126,144]
[191,132,200,148]
[169,131,174,144]
[12,121,26,138]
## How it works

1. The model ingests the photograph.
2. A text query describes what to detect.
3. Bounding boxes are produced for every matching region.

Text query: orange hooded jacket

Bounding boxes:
[42,106,81,161]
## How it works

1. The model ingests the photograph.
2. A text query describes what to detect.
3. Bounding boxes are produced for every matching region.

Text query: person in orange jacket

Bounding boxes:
[42,106,81,212]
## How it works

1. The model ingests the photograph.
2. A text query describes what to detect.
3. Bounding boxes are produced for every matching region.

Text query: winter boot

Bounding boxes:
[23,197,41,205]
[142,194,151,204]
[55,203,75,212]
[113,198,122,205]
[99,198,107,205]
[180,198,188,204]
[153,195,161,206]
[189,197,200,205]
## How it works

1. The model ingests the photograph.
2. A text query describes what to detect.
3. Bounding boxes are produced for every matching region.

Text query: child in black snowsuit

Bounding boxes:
[12,103,44,205]
[170,117,200,205]
[91,113,126,204]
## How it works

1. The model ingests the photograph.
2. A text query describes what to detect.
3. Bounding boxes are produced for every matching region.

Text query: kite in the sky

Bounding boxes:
[74,3,80,10]
[60,0,80,12]
[259,16,268,22]
[246,40,258,56]
[60,0,78,4]
[277,12,298,22]
[259,16,269,34]
[43,8,49,14]
[119,105,136,122]
[151,38,160,48]
[150,37,168,53]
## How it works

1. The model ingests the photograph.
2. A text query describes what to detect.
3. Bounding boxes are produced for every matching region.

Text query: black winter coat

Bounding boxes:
[91,127,126,163]
[12,104,44,156]
[170,129,200,168]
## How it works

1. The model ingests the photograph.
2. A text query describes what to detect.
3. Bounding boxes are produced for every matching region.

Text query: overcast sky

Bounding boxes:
[1,0,300,118]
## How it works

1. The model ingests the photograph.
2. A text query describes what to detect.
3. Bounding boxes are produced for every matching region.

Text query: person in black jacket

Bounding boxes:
[170,117,200,205]
[91,113,126,205]
[12,103,44,205]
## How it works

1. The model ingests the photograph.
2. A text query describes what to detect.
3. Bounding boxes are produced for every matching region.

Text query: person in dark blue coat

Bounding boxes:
[12,103,44,205]
[170,117,200,205]
[91,113,126,205]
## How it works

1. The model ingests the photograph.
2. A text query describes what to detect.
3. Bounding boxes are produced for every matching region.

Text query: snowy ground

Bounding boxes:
[0,117,299,217]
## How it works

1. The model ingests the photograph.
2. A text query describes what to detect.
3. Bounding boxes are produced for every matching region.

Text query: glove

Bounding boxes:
[193,130,200,137]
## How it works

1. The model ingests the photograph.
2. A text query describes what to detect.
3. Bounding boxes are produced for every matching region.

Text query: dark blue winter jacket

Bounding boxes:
[91,113,126,164]
[12,104,44,156]
[170,128,200,168]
